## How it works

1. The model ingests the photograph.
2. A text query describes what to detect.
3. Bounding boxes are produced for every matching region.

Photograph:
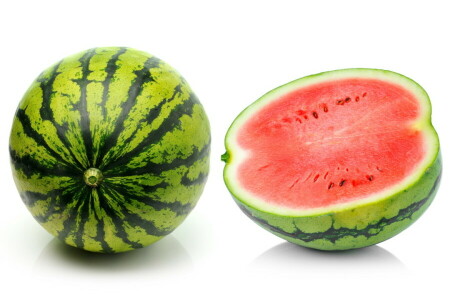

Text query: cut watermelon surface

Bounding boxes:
[223,69,441,250]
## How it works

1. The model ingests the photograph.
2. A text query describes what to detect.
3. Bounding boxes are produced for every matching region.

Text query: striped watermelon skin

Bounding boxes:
[235,154,441,250]
[9,47,210,253]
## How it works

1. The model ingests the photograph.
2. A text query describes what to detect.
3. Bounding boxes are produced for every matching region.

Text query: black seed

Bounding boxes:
[313,174,320,182]
[312,112,318,119]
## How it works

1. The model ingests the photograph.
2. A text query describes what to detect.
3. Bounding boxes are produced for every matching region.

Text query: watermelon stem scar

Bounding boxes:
[83,168,104,188]
[222,68,441,251]
[221,152,230,163]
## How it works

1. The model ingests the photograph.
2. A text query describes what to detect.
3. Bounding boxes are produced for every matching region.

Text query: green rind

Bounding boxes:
[235,154,441,250]
[223,68,441,250]
[10,47,210,253]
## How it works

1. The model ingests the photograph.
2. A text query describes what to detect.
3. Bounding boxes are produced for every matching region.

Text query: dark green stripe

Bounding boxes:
[143,84,183,124]
[21,190,60,223]
[101,93,200,172]
[73,49,97,167]
[93,216,114,253]
[96,56,161,166]
[57,186,90,242]
[105,181,194,216]
[14,109,81,173]
[19,190,54,209]
[101,185,174,237]
[99,47,127,119]
[100,83,183,169]
[105,134,210,177]
[9,148,77,178]
[96,186,144,249]
[239,172,442,243]
[92,47,127,168]
[38,61,85,170]
[180,170,209,186]
[73,191,92,249]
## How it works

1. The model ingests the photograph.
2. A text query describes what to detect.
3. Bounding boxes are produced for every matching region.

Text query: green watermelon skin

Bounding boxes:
[10,47,210,253]
[233,153,441,250]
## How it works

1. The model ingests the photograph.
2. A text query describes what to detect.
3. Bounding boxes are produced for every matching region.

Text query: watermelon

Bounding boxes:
[9,47,210,253]
[222,69,441,251]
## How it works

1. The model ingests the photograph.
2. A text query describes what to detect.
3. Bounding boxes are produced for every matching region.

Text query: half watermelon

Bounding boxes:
[222,69,441,251]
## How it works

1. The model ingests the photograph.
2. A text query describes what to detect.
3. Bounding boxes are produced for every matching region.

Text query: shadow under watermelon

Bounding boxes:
[249,241,406,276]
[33,235,193,277]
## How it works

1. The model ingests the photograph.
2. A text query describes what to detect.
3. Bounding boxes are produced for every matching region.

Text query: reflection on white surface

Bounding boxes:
[250,242,406,276]
[33,235,193,277]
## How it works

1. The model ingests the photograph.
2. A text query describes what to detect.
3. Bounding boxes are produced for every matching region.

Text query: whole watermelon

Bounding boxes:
[9,47,210,253]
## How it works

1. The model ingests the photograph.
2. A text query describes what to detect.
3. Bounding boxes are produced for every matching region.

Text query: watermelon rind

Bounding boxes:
[222,68,441,250]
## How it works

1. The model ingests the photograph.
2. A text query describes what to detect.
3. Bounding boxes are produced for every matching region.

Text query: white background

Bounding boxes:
[0,1,449,299]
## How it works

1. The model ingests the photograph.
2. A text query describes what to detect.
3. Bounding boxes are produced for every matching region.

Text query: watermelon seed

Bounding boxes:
[339,179,346,186]
[289,177,301,189]
[313,174,320,182]
[323,105,329,112]
[345,97,351,102]
[355,96,360,102]
[328,182,334,189]
[336,99,344,105]
[312,111,319,119]
[366,175,374,181]
[362,92,367,97]
[258,165,270,171]
[324,172,329,179]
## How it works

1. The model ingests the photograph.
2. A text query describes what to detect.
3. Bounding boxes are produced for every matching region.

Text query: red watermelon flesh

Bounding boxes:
[236,78,427,210]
